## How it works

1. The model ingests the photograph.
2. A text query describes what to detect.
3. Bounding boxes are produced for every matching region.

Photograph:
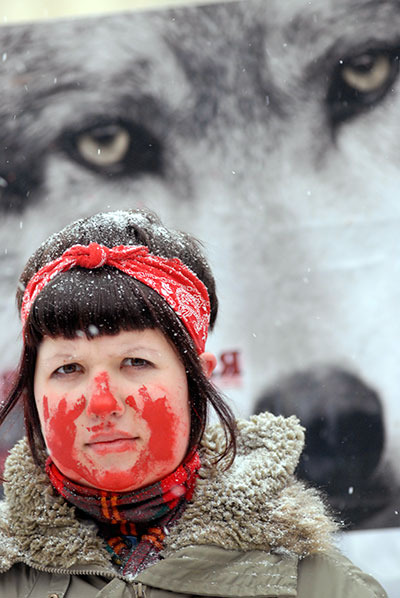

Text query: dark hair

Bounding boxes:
[4,209,237,469]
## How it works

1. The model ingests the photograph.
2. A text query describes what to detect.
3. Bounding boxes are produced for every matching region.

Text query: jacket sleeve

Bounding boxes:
[297,550,388,598]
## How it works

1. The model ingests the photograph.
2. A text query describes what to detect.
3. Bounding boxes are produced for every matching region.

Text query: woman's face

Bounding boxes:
[34,328,191,492]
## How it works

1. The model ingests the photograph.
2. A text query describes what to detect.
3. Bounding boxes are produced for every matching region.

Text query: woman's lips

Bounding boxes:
[87,433,138,454]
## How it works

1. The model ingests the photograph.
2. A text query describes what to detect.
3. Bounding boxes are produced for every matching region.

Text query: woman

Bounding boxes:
[0,209,387,597]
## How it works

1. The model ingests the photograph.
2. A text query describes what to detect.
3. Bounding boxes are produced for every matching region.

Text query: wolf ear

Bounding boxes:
[199,352,217,379]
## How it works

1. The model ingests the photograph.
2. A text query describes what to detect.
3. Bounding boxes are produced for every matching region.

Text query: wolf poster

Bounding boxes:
[0,0,399,579]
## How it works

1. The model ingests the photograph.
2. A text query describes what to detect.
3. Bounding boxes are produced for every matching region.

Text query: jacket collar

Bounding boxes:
[136,544,299,597]
[0,412,336,580]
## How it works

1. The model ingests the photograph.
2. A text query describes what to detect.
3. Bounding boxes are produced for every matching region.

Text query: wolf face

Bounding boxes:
[1,0,400,523]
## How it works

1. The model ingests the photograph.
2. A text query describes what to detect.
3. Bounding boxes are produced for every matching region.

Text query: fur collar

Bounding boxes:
[0,412,337,573]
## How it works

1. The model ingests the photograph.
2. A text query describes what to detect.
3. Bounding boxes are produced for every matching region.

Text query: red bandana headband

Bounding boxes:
[21,243,210,353]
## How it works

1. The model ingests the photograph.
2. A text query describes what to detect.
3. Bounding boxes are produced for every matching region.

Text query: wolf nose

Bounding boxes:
[253,366,386,526]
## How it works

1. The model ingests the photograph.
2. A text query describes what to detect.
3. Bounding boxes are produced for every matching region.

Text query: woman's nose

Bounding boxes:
[86,371,124,417]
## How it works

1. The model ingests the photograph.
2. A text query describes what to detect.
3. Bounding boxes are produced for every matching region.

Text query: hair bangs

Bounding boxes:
[25,266,171,345]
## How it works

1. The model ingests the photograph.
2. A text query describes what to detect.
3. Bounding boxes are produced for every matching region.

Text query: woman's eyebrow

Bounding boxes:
[118,345,161,355]
[40,352,78,363]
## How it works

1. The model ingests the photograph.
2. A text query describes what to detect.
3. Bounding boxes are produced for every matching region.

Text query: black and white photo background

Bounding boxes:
[0,0,400,556]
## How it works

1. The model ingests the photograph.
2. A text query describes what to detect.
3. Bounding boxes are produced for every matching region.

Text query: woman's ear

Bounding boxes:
[199,352,217,379]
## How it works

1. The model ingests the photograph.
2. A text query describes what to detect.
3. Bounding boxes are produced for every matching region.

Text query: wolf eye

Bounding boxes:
[341,54,392,92]
[327,49,399,126]
[61,120,163,177]
[77,125,130,167]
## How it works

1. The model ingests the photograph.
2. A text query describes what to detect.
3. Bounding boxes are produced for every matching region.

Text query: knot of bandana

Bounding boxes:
[46,450,201,576]
[68,242,109,268]
[21,242,211,353]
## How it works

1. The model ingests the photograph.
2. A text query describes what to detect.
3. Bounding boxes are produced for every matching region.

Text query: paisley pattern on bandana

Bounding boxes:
[21,243,210,353]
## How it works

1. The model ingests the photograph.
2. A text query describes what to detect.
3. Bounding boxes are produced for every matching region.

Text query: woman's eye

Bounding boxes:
[122,357,151,368]
[53,363,83,377]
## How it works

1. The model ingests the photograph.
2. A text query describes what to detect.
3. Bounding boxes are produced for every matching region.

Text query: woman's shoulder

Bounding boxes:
[298,549,387,598]
[138,544,388,598]
[162,413,387,596]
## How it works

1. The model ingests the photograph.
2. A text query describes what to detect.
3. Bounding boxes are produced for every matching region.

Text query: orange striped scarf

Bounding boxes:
[46,451,200,576]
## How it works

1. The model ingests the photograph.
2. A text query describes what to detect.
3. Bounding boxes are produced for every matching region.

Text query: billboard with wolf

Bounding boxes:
[0,0,399,564]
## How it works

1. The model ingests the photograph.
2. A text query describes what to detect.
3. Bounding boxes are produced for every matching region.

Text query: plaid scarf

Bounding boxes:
[46,451,200,577]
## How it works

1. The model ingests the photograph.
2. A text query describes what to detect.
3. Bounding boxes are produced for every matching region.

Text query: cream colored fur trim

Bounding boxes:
[0,438,111,571]
[165,412,337,557]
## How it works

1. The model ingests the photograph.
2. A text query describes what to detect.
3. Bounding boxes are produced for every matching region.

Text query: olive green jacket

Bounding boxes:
[0,413,388,597]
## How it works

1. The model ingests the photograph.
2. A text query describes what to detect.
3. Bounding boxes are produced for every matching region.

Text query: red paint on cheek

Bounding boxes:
[87,371,120,416]
[42,395,50,424]
[139,385,180,462]
[45,395,86,473]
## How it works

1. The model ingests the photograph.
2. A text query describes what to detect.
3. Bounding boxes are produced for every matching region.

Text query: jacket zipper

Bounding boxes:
[134,582,146,598]
[3,559,147,594]
[24,563,121,578]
